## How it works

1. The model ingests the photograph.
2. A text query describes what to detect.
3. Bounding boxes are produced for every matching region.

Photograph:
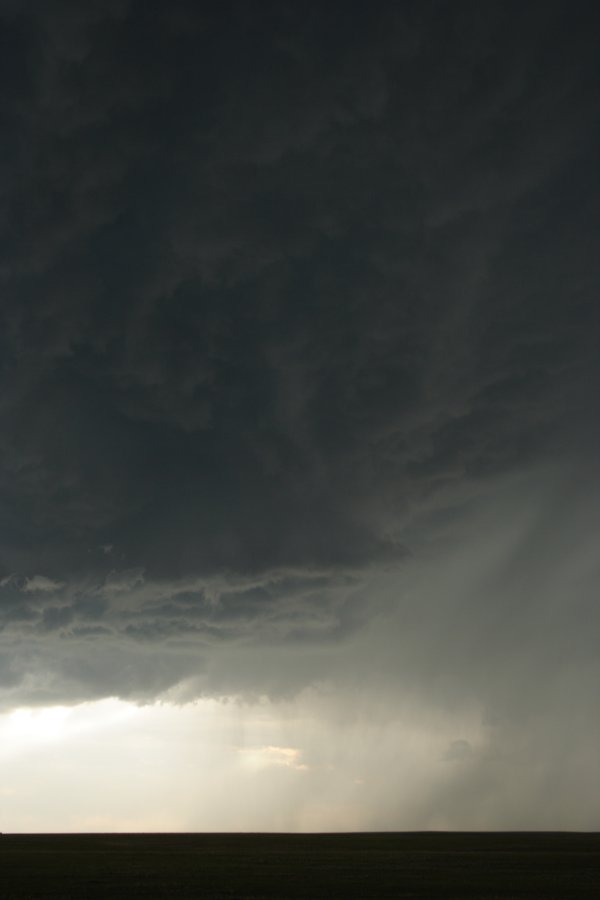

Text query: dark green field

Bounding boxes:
[1,832,599,898]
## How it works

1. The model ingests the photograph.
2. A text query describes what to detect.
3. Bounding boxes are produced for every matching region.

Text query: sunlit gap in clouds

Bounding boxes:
[0,696,317,833]
[3,699,137,745]
[0,692,487,834]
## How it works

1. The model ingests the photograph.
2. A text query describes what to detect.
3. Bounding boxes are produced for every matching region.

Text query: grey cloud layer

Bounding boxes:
[1,1,600,709]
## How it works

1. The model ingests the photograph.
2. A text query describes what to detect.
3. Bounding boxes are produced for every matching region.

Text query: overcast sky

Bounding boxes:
[1,0,600,832]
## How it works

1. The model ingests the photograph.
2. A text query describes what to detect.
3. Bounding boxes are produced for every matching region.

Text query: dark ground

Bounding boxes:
[1,832,599,898]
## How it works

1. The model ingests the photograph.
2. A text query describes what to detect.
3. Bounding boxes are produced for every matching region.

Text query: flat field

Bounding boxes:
[1,832,599,898]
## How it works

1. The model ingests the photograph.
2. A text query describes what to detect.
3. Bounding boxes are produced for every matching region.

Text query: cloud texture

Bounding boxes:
[1,0,600,828]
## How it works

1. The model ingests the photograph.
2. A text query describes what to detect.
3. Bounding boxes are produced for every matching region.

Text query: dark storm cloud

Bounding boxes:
[1,1,599,707]
[0,565,365,650]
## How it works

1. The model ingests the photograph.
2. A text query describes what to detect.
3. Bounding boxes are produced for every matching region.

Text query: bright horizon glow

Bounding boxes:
[0,692,491,834]
[7,706,72,743]
[3,700,140,749]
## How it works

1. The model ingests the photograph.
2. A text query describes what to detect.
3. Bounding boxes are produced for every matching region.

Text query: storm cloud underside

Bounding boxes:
[1,0,599,829]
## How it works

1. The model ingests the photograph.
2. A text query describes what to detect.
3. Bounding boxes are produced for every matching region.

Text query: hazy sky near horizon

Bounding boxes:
[1,0,600,831]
